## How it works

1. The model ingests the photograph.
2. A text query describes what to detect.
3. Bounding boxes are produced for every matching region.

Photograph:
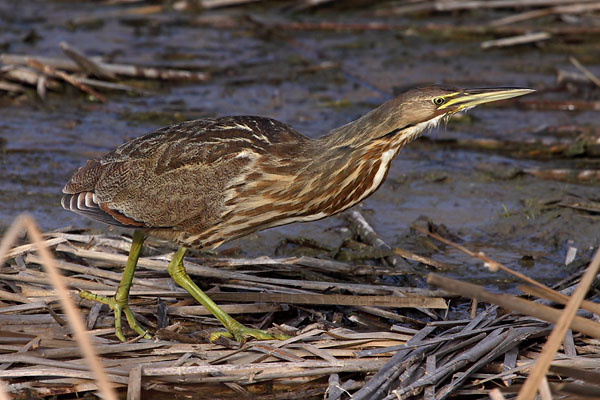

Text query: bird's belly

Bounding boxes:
[175,148,396,249]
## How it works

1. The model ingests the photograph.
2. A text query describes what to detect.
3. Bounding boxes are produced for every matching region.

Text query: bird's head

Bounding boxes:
[397,85,534,126]
[323,85,534,148]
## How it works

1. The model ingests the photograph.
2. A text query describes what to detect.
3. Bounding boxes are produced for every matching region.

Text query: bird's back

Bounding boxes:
[62,116,312,247]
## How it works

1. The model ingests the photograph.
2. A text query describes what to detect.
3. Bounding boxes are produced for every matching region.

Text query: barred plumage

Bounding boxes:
[62,87,533,249]
[61,85,533,342]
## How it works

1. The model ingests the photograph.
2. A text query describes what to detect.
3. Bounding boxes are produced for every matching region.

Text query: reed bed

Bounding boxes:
[0,214,599,399]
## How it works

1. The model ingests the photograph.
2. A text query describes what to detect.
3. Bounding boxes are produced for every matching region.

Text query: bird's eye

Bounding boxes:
[433,97,445,105]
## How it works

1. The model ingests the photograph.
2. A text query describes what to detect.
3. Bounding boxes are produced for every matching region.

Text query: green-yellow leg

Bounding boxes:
[79,230,151,341]
[168,247,289,343]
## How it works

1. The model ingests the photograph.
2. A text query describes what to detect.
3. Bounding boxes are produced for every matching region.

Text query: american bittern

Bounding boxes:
[62,85,533,342]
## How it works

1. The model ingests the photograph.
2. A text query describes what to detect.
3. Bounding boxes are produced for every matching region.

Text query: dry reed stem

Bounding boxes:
[0,214,117,400]
[489,388,507,400]
[480,32,551,49]
[60,41,117,80]
[518,284,600,315]
[0,380,8,400]
[427,273,600,339]
[516,247,600,400]
[1,53,209,81]
[414,225,600,315]
[3,224,599,398]
[490,2,600,26]
[26,58,107,102]
[538,377,552,400]
[569,56,600,88]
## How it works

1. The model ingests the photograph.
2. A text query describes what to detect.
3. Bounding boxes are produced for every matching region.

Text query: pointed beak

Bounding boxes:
[439,87,535,112]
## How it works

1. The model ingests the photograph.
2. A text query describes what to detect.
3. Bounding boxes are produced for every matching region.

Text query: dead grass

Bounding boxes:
[1,214,599,399]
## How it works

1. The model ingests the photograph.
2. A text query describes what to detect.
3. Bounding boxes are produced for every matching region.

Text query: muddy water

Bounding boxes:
[1,2,598,288]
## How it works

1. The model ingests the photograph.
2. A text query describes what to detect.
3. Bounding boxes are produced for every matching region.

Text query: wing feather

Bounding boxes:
[61,116,309,231]
[61,192,143,228]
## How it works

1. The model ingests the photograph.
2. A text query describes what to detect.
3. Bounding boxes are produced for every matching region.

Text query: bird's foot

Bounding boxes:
[78,290,151,341]
[209,321,289,344]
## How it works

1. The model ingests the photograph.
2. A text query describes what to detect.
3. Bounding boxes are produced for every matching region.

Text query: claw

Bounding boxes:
[79,290,151,341]
[209,321,290,344]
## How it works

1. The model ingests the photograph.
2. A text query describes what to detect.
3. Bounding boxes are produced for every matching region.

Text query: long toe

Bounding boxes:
[209,326,289,344]
[122,304,152,339]
[78,290,150,341]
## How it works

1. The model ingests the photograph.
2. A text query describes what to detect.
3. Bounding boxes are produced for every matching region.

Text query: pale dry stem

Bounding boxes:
[0,214,117,400]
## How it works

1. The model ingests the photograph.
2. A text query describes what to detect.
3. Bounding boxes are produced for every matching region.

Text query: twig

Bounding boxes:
[481,32,550,49]
[75,77,149,94]
[489,388,507,400]
[2,54,209,82]
[198,0,264,8]
[26,58,107,102]
[0,380,9,400]
[0,215,117,400]
[126,365,142,400]
[569,56,600,88]
[206,292,447,308]
[0,65,61,89]
[524,167,600,183]
[60,41,116,80]
[56,243,434,296]
[427,273,600,339]
[516,248,600,400]
[0,80,26,93]
[351,327,438,400]
[436,326,547,399]
[490,2,600,26]
[393,328,507,398]
[393,247,450,270]
[5,237,66,259]
[518,284,600,316]
[344,210,413,272]
[413,225,600,316]
[142,359,386,382]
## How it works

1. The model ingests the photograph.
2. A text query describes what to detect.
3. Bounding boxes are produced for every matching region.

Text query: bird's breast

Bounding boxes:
[177,142,399,249]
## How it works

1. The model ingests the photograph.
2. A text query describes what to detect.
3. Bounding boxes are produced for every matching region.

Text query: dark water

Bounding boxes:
[1,1,599,287]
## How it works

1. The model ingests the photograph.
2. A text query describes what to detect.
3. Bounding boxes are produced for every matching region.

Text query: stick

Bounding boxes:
[413,226,600,315]
[1,65,61,89]
[26,58,107,102]
[2,54,210,82]
[427,273,600,339]
[481,32,551,49]
[4,237,66,259]
[393,247,450,270]
[126,365,142,400]
[518,284,600,316]
[490,2,600,26]
[344,210,413,272]
[206,292,447,308]
[0,380,10,400]
[525,167,600,182]
[0,80,26,93]
[516,248,600,400]
[351,326,434,400]
[0,215,117,400]
[199,0,264,8]
[489,388,507,400]
[56,243,435,296]
[60,41,116,80]
[569,56,600,88]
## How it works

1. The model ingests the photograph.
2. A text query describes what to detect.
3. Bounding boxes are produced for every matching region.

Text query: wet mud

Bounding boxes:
[1,1,599,289]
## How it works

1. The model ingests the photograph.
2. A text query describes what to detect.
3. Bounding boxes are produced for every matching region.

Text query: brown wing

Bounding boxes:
[61,192,144,228]
[61,116,310,231]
